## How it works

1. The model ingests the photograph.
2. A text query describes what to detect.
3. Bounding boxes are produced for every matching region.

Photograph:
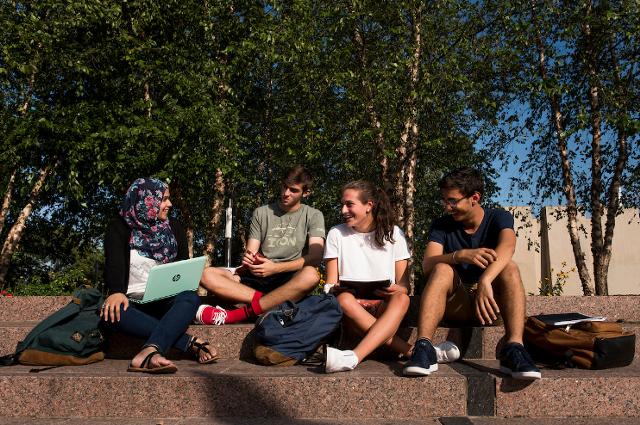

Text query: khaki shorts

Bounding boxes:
[443,273,502,326]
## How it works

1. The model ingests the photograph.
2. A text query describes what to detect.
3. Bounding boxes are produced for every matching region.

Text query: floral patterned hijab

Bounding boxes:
[119,178,178,264]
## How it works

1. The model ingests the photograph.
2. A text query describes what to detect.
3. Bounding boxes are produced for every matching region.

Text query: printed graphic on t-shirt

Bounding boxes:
[265,222,300,249]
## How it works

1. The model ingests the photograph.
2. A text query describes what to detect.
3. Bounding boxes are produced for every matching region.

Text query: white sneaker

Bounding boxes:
[325,347,359,373]
[194,304,227,326]
[435,341,460,363]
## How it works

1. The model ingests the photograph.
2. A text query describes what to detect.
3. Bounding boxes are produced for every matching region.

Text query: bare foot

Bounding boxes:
[130,346,175,370]
[190,337,219,364]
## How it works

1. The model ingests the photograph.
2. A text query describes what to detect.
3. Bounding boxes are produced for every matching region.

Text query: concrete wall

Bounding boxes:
[509,206,640,295]
[508,207,542,294]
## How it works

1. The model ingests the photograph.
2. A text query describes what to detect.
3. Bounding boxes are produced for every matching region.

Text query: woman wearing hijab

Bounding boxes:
[102,178,218,373]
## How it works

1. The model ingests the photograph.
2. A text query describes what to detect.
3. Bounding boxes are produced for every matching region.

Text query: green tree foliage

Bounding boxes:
[1,0,531,293]
[483,0,639,294]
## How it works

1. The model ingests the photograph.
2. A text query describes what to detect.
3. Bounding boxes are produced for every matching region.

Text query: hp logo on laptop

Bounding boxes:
[172,274,181,282]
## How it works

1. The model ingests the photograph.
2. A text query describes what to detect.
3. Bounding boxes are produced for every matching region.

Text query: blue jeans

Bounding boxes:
[102,290,201,355]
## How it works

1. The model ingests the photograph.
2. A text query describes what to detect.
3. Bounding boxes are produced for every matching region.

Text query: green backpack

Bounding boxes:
[2,287,105,366]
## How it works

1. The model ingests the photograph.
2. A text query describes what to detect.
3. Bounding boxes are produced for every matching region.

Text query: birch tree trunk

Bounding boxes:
[582,10,607,295]
[204,168,226,265]
[170,183,194,258]
[395,5,422,246]
[593,25,630,296]
[143,79,152,118]
[352,24,388,182]
[531,0,594,295]
[0,170,17,236]
[0,165,53,287]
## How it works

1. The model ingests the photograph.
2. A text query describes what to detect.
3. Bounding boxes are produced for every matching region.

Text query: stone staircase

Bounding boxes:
[0,295,638,424]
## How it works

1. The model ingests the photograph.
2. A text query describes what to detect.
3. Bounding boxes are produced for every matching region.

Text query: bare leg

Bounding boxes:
[337,291,410,361]
[416,263,456,341]
[340,298,412,357]
[257,266,319,311]
[200,267,255,303]
[493,261,526,344]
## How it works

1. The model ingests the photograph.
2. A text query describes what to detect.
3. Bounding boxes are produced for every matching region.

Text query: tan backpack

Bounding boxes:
[524,315,635,369]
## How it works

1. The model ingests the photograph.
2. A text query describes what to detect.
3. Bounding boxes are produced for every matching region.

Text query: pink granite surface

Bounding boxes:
[0,359,466,419]
[468,419,640,425]
[0,322,256,359]
[0,418,443,425]
[486,359,640,417]
[2,321,637,362]
[0,296,71,321]
[0,418,638,424]
[525,295,640,321]
[2,295,638,322]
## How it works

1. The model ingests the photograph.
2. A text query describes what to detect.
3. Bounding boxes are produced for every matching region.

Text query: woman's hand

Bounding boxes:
[374,283,408,298]
[100,293,129,323]
[328,283,354,295]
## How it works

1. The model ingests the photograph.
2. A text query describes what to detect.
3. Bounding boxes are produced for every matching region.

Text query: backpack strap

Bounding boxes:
[0,354,17,366]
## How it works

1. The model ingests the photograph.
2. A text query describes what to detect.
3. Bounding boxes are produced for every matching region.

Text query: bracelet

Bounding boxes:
[452,250,458,265]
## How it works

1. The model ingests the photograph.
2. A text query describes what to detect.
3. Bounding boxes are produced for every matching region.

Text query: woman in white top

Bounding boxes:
[323,180,413,372]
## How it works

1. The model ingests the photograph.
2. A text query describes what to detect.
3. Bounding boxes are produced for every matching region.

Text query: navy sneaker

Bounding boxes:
[499,342,541,380]
[403,338,438,376]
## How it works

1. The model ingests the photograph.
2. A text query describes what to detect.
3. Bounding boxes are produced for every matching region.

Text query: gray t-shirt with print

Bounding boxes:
[248,203,325,263]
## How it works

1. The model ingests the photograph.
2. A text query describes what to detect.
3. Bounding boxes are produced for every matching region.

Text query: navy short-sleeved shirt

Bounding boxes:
[428,208,514,284]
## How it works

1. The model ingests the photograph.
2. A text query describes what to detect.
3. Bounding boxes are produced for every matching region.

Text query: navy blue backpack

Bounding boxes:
[253,294,343,366]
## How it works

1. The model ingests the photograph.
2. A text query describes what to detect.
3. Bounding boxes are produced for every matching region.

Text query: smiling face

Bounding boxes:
[441,187,479,222]
[341,188,374,232]
[158,189,172,221]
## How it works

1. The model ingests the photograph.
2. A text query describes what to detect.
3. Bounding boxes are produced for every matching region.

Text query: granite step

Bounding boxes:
[2,295,638,323]
[463,359,640,418]
[0,359,468,419]
[0,358,638,420]
[2,418,640,425]
[0,295,637,363]
[1,321,638,361]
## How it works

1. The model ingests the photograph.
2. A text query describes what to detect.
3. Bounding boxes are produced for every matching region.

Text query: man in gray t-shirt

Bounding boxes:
[198,165,325,325]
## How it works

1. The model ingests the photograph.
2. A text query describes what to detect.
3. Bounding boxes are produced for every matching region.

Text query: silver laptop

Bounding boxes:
[131,256,207,304]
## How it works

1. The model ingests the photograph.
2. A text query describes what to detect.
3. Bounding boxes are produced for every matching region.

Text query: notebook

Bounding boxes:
[533,312,607,326]
[339,279,391,299]
[131,256,207,304]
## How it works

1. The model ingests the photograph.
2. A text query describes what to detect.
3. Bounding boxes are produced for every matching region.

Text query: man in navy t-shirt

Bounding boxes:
[404,167,540,380]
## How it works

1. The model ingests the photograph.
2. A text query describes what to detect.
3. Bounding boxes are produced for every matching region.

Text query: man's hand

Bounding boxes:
[100,293,129,323]
[457,248,498,269]
[474,280,500,325]
[248,257,279,277]
[242,251,255,266]
[242,251,265,267]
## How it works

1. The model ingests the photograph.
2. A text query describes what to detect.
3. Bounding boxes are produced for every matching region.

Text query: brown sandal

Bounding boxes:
[127,350,177,374]
[189,339,220,364]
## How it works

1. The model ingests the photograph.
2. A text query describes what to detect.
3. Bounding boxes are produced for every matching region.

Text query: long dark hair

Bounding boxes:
[342,180,395,248]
